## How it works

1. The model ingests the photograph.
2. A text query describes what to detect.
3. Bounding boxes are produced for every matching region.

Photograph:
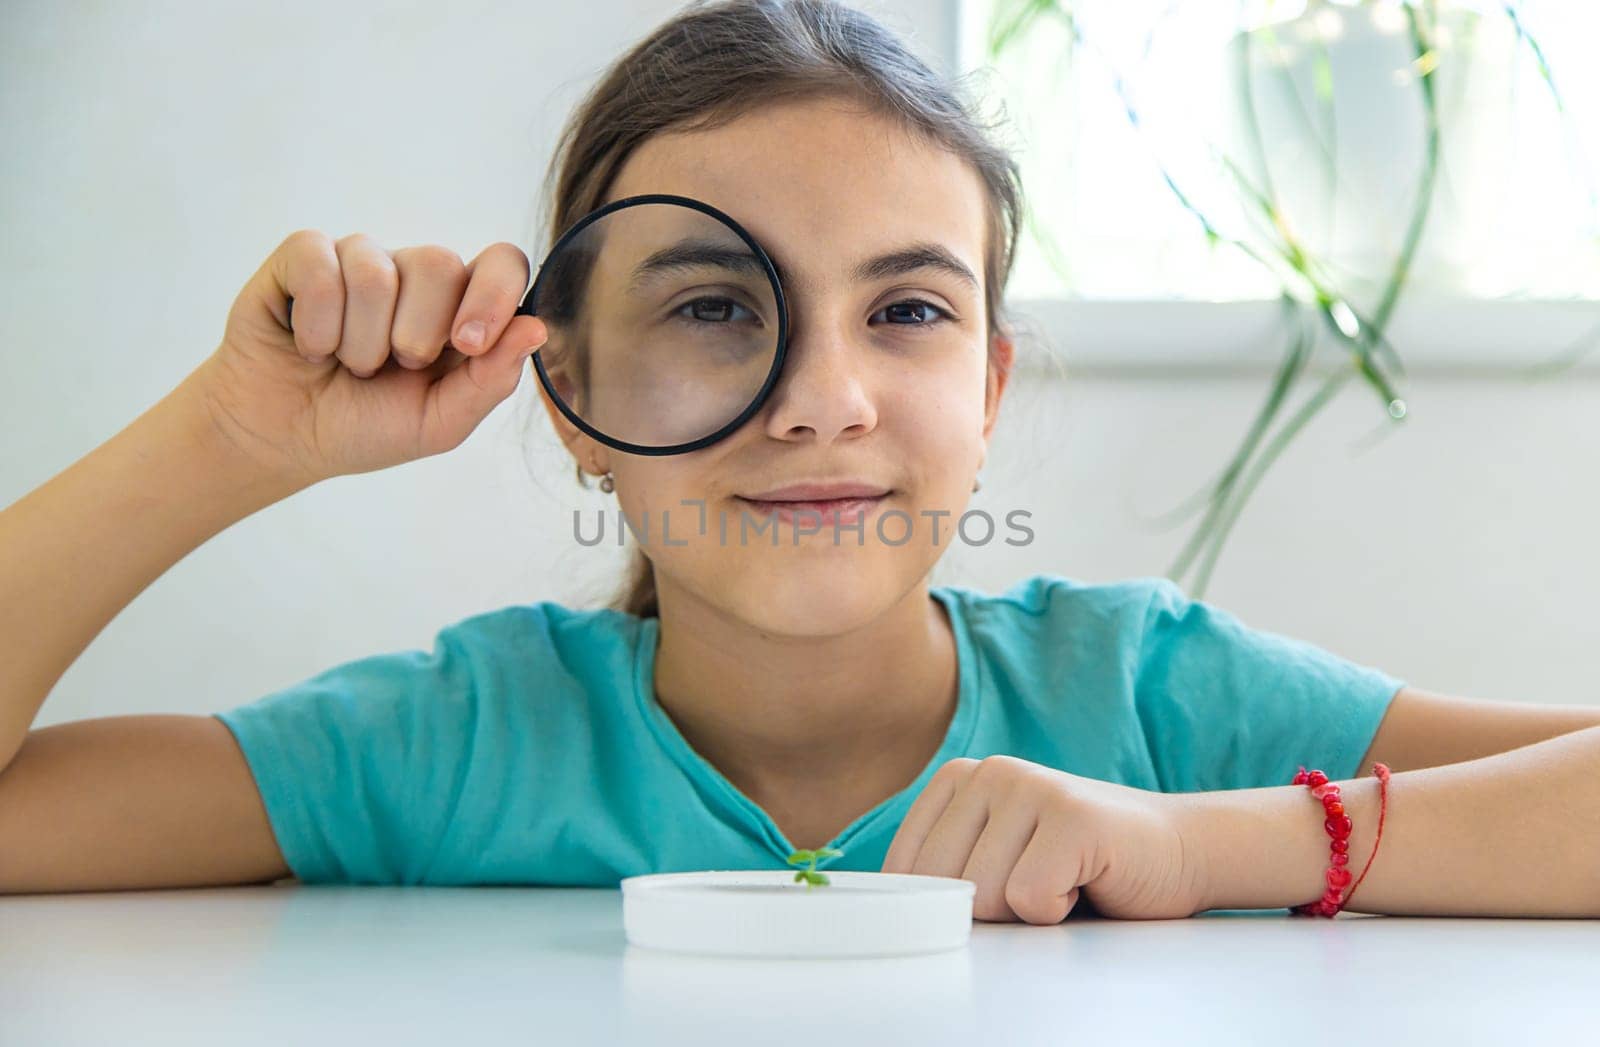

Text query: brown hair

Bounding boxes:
[535,0,1025,619]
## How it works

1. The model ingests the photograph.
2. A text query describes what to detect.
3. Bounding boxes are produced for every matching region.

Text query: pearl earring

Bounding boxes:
[599,472,615,494]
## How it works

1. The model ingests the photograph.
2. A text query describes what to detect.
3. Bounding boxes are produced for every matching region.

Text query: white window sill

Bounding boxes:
[1007,297,1600,377]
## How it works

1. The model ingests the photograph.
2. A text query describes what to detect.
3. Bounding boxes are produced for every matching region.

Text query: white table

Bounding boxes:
[3,885,1595,1045]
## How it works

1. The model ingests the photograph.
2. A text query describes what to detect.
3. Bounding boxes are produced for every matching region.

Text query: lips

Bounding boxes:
[741,481,891,501]
[734,492,890,528]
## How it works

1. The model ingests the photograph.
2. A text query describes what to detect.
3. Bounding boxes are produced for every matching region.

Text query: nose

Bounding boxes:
[758,313,879,443]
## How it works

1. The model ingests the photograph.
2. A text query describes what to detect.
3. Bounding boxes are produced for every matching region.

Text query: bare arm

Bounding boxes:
[0,233,537,893]
[1353,685,1600,778]
[0,366,306,773]
[0,714,291,893]
[1185,723,1600,916]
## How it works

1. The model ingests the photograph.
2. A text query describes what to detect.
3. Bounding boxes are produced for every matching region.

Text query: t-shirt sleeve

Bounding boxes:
[1133,578,1405,793]
[212,623,480,885]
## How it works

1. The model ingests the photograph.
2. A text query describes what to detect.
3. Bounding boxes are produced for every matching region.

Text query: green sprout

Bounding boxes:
[786,847,843,888]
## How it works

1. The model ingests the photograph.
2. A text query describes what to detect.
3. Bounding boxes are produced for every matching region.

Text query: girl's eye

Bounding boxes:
[675,296,759,325]
[871,299,952,327]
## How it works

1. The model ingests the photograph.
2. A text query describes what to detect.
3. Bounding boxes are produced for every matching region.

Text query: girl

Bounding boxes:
[3,0,1598,920]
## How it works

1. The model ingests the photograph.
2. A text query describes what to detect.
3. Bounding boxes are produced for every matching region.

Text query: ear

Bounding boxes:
[981,329,1014,445]
[534,367,609,478]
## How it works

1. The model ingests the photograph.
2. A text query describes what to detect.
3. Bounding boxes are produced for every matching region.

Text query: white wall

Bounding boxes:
[2,0,1594,735]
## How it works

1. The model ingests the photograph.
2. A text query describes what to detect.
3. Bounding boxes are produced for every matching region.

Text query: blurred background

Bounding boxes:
[2,0,1595,727]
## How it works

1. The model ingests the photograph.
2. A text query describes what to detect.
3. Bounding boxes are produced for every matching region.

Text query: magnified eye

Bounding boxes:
[675,296,761,325]
[873,299,951,326]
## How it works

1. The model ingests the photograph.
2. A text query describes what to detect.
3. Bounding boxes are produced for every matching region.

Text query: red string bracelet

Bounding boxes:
[1287,762,1391,917]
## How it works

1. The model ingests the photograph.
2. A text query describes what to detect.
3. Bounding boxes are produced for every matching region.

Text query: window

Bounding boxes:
[956,0,1599,314]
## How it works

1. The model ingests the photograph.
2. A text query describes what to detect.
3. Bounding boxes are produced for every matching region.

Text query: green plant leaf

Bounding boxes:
[991,0,1590,597]
[1190,364,1357,595]
[1164,305,1313,583]
[987,0,1062,60]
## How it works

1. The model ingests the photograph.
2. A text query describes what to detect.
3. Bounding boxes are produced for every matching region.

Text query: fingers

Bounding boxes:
[390,245,468,370]
[333,233,400,378]
[881,755,1092,926]
[881,757,974,874]
[909,765,994,880]
[962,807,1040,922]
[450,241,537,357]
[273,230,345,363]
[417,314,548,457]
[278,234,540,380]
[1005,822,1081,925]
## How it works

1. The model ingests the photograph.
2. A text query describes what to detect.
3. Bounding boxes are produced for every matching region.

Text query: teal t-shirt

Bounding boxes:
[213,574,1405,886]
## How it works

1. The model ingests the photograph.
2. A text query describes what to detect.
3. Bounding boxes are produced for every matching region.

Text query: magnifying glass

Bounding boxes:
[284,193,791,457]
[515,193,790,456]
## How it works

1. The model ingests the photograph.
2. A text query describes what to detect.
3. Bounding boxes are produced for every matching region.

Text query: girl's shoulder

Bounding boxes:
[934,571,1179,630]
[434,595,652,703]
[438,598,647,663]
[930,573,1188,682]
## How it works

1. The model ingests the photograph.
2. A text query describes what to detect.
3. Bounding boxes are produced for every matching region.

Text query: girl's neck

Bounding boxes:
[649,575,959,813]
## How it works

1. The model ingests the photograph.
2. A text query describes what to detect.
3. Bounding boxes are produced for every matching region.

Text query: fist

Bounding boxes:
[881,755,1207,923]
[195,230,548,486]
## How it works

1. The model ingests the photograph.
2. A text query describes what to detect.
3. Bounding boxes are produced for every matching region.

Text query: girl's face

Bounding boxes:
[545,96,1011,635]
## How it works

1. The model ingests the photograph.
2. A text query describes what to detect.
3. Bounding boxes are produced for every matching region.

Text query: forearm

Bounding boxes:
[0,367,306,771]
[1182,725,1600,917]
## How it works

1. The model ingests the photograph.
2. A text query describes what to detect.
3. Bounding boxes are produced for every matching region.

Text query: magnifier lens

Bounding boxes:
[529,200,782,452]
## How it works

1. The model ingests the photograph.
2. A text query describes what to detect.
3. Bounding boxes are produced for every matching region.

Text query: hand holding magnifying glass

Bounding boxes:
[204,232,544,487]
[274,194,787,478]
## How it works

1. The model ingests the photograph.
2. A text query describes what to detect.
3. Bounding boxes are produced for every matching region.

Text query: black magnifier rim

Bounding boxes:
[514,192,790,457]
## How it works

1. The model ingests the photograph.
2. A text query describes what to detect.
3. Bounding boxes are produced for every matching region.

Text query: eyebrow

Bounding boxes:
[627,238,980,292]
[851,242,980,290]
[628,240,768,290]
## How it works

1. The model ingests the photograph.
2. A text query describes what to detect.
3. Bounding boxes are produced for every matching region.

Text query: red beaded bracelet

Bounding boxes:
[1288,762,1391,917]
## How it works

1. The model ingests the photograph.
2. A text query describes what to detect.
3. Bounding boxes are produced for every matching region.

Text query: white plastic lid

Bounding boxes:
[620,869,975,958]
